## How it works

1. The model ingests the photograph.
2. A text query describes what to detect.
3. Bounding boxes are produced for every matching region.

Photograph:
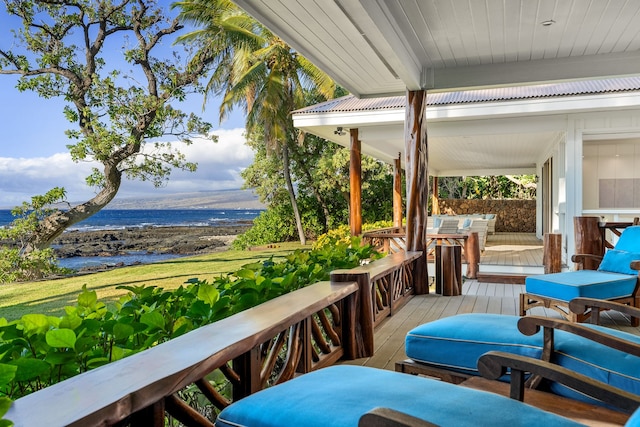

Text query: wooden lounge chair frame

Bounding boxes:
[520,258,640,326]
[397,297,640,385]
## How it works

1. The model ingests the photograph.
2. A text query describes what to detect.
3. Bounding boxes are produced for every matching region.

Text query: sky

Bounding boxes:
[0,2,253,208]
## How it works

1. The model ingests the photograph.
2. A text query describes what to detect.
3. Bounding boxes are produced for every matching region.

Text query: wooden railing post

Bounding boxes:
[574,216,603,270]
[232,347,262,401]
[543,233,562,274]
[330,270,375,358]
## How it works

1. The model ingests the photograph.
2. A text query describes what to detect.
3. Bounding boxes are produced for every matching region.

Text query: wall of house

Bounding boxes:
[583,137,640,211]
[436,199,536,232]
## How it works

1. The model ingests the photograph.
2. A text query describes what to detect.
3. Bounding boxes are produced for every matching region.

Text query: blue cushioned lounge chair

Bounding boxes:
[215,349,640,427]
[521,226,640,326]
[397,298,640,406]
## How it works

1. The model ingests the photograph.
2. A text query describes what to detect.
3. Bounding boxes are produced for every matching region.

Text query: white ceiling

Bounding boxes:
[233,0,640,97]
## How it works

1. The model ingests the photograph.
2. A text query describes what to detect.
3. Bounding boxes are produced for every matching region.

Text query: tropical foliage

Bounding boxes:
[437,175,537,200]
[0,0,214,257]
[0,238,380,400]
[177,0,337,245]
[234,125,396,249]
[0,188,71,283]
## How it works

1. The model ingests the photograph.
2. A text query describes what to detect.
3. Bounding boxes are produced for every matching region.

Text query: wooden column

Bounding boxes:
[349,128,362,236]
[393,154,403,229]
[432,176,440,215]
[405,90,429,294]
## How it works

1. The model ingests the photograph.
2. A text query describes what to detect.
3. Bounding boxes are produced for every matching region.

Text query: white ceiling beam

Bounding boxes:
[424,51,640,91]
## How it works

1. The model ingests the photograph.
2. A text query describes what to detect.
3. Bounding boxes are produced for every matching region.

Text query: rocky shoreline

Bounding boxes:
[52,224,252,272]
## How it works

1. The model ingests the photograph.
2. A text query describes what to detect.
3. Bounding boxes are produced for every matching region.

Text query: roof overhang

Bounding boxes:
[294,90,640,176]
[233,0,640,97]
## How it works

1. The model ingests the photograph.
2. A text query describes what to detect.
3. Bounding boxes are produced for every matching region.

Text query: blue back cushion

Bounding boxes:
[598,249,640,275]
[596,226,640,275]
[615,226,640,252]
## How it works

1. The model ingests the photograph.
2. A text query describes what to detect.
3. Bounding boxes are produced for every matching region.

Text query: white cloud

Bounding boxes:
[0,128,253,207]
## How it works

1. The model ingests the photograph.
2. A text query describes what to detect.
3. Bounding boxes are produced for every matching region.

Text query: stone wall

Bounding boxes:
[437,199,536,232]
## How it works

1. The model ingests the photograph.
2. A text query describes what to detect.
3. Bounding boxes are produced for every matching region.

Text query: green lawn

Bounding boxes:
[0,243,309,321]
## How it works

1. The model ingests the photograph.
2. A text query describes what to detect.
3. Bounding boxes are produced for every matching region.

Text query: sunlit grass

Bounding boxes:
[0,242,309,320]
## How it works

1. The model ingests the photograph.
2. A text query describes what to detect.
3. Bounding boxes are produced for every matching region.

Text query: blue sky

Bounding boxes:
[0,2,253,208]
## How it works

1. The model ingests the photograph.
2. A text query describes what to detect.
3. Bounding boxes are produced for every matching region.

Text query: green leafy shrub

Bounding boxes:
[232,206,296,250]
[0,238,380,401]
[0,188,70,283]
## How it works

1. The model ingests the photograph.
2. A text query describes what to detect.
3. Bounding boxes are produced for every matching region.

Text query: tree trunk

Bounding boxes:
[297,155,331,231]
[282,144,306,245]
[26,165,122,253]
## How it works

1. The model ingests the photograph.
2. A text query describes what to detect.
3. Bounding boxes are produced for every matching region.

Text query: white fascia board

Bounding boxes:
[425,92,640,121]
[294,92,640,130]
[293,108,405,128]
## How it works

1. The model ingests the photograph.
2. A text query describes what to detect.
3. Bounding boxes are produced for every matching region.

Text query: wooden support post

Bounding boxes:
[465,231,480,279]
[405,90,429,294]
[432,176,440,215]
[574,216,603,270]
[349,128,362,236]
[393,154,403,230]
[543,233,562,274]
[331,270,375,358]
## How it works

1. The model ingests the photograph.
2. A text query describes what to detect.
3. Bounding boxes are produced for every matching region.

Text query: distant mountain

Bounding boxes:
[107,189,265,209]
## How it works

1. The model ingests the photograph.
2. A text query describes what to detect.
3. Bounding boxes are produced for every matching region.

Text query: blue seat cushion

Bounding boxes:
[551,322,640,404]
[405,313,640,405]
[405,313,543,376]
[215,365,583,427]
[525,270,637,301]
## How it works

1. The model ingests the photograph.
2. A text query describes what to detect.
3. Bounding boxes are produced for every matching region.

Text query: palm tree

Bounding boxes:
[177,0,336,245]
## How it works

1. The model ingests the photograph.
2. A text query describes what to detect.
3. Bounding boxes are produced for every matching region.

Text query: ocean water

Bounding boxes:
[0,208,262,230]
[0,208,262,270]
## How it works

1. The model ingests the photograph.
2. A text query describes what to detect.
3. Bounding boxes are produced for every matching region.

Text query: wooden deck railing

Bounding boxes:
[363,228,480,279]
[331,251,422,346]
[5,251,421,426]
[362,227,406,254]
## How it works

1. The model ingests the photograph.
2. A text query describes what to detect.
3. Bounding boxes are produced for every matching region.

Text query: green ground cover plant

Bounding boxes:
[0,237,380,402]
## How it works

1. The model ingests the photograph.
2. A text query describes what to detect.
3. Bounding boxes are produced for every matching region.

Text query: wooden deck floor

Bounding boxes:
[481,232,543,266]
[344,280,640,371]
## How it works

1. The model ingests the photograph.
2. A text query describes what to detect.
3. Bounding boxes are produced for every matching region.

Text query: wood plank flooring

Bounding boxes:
[344,280,640,371]
[481,232,543,266]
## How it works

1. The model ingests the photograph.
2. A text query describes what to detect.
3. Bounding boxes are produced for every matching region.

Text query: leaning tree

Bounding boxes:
[0,0,215,254]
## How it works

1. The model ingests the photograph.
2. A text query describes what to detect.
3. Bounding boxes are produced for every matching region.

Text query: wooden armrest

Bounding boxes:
[632,260,640,271]
[570,253,603,263]
[569,297,640,321]
[358,408,438,427]
[517,315,640,358]
[478,351,640,414]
